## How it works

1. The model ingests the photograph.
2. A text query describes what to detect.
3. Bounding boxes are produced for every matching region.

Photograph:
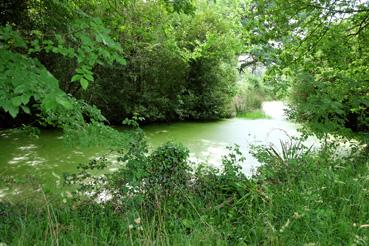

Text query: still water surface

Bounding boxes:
[0,101,310,199]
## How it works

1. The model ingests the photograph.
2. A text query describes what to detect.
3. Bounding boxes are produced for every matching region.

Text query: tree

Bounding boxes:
[0,0,125,127]
[0,0,132,147]
[244,0,369,141]
[80,0,242,122]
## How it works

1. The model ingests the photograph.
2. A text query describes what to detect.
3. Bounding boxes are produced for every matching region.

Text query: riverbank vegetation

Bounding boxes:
[1,0,368,244]
[234,70,274,118]
[236,110,270,119]
[1,133,368,244]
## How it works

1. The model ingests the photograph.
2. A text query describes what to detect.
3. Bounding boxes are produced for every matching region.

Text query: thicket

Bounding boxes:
[245,0,369,143]
[89,1,243,123]
[0,0,242,128]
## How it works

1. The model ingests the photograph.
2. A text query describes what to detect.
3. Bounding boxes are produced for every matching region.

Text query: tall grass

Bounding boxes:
[234,87,266,113]
[237,110,270,119]
[233,71,274,117]
[1,140,368,245]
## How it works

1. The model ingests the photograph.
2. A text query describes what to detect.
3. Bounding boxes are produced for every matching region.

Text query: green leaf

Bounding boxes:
[11,96,23,107]
[21,105,31,114]
[56,96,73,109]
[8,106,19,118]
[80,78,89,90]
[42,96,58,111]
[20,94,30,104]
[71,74,82,82]
[116,56,127,65]
[85,73,94,81]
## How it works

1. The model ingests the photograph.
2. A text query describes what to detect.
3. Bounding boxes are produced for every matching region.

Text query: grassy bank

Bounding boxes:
[1,138,368,245]
[233,69,275,120]
[237,110,270,119]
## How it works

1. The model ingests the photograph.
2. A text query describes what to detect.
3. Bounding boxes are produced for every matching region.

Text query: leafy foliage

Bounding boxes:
[0,49,67,118]
[0,1,125,129]
[1,1,369,244]
[243,0,369,141]
[1,0,243,126]
[81,1,242,123]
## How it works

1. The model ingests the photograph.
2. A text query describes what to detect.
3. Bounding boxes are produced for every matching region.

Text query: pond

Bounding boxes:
[0,101,313,200]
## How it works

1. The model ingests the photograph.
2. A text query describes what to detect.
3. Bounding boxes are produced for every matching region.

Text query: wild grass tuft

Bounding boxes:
[237,110,271,119]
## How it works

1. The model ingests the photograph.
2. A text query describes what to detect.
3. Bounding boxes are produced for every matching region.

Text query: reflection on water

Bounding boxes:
[262,101,288,120]
[0,101,317,200]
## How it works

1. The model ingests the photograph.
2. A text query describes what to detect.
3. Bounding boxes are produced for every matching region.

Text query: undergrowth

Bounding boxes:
[1,132,368,245]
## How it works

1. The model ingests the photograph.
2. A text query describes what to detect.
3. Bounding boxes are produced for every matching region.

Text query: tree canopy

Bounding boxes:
[0,0,244,128]
[0,0,368,142]
[243,0,369,140]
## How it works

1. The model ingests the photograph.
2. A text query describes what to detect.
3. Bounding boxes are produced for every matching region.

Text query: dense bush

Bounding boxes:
[0,0,242,127]
[286,24,369,140]
[245,0,369,142]
[84,1,241,123]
